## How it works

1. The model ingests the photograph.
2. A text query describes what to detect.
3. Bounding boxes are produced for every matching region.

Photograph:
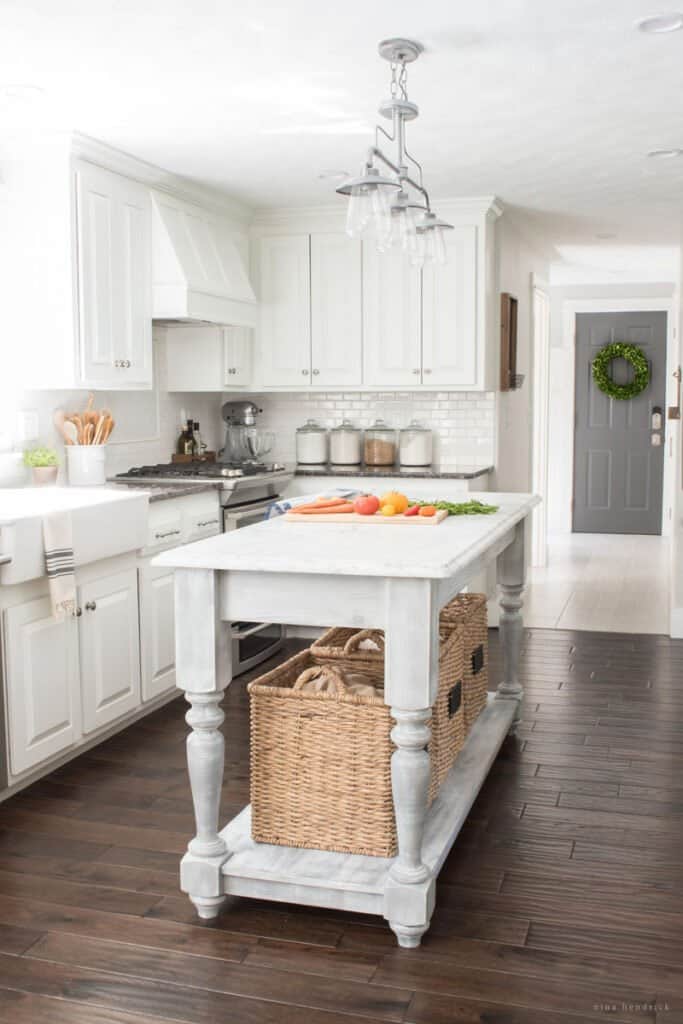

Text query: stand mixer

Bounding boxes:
[220,401,277,467]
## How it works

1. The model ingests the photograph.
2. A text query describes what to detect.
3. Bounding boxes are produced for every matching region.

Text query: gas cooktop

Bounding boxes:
[116,461,287,482]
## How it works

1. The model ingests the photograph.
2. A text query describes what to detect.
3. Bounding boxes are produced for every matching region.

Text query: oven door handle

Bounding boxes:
[224,501,277,523]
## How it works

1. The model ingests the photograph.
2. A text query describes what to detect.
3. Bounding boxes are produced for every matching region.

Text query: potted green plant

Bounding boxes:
[23,447,59,486]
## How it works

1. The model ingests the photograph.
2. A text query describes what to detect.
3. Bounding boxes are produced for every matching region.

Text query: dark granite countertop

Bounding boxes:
[293,464,493,480]
[107,481,223,503]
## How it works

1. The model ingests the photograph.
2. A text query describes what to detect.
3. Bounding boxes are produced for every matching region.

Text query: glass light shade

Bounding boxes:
[371,184,393,248]
[432,225,447,265]
[346,185,373,238]
[409,230,425,267]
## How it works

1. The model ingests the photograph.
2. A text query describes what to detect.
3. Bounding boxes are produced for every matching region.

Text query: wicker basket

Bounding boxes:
[249,648,395,856]
[439,593,489,732]
[312,626,465,804]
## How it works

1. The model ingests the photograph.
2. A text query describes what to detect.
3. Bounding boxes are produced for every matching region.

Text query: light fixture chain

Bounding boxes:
[390,61,398,98]
[398,62,408,100]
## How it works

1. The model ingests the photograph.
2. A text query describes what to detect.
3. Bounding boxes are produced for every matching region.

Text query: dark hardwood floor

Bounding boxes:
[1,629,682,1023]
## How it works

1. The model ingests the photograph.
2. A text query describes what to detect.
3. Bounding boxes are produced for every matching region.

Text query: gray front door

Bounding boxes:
[573,311,666,535]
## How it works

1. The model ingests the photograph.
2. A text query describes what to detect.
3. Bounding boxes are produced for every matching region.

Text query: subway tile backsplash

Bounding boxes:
[243,392,496,469]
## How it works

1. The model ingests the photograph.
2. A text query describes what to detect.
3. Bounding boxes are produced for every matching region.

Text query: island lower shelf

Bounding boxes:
[214,695,516,918]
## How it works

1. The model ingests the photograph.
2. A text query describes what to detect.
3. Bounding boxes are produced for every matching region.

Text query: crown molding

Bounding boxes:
[71,132,253,227]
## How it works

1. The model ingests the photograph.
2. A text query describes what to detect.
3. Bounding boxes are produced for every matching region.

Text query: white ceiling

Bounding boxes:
[2,0,683,248]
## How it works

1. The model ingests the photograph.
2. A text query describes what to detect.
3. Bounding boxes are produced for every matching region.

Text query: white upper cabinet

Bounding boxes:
[224,326,252,387]
[310,234,362,386]
[255,235,312,387]
[363,244,422,387]
[76,162,153,388]
[165,324,252,391]
[422,224,478,387]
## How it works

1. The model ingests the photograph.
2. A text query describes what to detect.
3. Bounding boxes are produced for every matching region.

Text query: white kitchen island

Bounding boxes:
[155,491,540,947]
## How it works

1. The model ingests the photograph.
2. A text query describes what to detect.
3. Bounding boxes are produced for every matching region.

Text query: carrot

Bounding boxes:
[291,497,351,513]
[296,503,355,515]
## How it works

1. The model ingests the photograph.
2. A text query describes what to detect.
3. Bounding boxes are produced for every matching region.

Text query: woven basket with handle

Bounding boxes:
[249,626,465,857]
[313,625,465,804]
[439,593,489,732]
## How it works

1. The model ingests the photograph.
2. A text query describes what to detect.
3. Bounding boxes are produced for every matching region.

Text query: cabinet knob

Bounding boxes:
[302,369,309,376]
[114,360,121,368]
[75,607,82,617]
[412,368,420,375]
[423,368,432,375]
[124,359,131,368]
[85,601,97,612]
[312,369,320,376]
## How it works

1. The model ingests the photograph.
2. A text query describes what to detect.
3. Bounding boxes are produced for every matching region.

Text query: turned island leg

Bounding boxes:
[383,579,439,948]
[496,520,526,727]
[174,569,232,920]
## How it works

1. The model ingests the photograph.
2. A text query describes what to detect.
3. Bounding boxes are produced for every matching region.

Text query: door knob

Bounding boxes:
[85,601,97,612]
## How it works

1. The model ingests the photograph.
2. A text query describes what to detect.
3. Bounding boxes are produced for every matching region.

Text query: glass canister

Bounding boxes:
[329,419,362,465]
[363,419,397,467]
[399,420,433,468]
[296,419,328,464]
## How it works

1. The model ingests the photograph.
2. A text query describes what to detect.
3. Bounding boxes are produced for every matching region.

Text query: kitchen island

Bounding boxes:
[155,491,539,947]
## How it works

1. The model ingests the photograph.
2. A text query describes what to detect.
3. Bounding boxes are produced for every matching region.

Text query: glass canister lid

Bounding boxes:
[367,418,394,434]
[296,418,326,433]
[331,418,360,432]
[400,419,430,433]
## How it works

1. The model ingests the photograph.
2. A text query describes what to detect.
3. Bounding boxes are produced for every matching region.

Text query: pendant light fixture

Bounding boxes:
[337,38,452,266]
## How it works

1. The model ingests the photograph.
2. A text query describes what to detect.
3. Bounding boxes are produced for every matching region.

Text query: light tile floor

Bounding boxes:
[525,533,670,634]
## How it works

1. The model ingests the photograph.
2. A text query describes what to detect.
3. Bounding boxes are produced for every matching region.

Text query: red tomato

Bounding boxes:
[353,494,380,516]
[404,505,420,517]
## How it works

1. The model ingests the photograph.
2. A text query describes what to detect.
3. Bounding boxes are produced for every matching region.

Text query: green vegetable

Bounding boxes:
[409,498,499,516]
[23,447,59,468]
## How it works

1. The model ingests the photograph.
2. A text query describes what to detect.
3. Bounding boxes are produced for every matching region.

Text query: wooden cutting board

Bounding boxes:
[284,509,449,525]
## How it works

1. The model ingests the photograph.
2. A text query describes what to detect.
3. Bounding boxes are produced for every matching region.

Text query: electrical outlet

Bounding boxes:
[17,410,39,442]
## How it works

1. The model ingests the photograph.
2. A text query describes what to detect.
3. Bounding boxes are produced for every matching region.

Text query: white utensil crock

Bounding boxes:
[66,445,106,486]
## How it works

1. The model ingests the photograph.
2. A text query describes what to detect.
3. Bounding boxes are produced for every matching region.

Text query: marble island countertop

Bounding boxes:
[293,464,493,480]
[155,492,539,579]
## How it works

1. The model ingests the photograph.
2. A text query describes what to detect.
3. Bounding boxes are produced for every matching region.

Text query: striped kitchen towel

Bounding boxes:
[42,511,77,619]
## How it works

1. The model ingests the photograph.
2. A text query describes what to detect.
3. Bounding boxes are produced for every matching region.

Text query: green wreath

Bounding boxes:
[592,342,650,400]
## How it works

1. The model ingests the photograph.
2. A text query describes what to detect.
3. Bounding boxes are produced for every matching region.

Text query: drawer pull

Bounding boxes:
[197,519,219,527]
[155,529,181,540]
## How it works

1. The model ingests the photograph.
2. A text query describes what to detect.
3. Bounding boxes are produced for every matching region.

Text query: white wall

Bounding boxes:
[8,334,224,485]
[546,283,677,535]
[494,216,551,494]
[241,391,496,470]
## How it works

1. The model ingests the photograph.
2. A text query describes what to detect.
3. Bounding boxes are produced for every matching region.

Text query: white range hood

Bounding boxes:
[151,191,257,328]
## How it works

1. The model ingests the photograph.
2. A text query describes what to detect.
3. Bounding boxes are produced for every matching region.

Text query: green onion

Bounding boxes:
[409,499,499,516]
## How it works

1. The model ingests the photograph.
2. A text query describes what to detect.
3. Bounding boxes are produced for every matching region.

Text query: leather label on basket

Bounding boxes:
[471,644,485,675]
[448,681,462,718]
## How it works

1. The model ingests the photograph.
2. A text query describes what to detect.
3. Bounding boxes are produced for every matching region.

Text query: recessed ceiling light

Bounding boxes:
[647,147,683,158]
[318,169,350,181]
[0,83,45,102]
[635,12,683,33]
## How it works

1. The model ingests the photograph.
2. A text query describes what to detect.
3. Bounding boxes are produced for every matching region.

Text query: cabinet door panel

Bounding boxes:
[362,245,421,386]
[76,163,152,388]
[422,225,478,387]
[256,236,311,386]
[310,234,362,386]
[139,566,176,702]
[79,568,141,734]
[4,598,80,776]
[224,326,252,387]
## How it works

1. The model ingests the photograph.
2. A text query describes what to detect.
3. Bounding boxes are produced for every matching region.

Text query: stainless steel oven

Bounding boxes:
[223,496,284,673]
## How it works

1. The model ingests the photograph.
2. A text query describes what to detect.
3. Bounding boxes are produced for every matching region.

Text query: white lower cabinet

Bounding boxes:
[3,597,81,776]
[139,565,176,702]
[79,568,141,734]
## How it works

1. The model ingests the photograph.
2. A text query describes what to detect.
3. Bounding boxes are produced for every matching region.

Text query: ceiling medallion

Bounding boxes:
[336,38,452,266]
